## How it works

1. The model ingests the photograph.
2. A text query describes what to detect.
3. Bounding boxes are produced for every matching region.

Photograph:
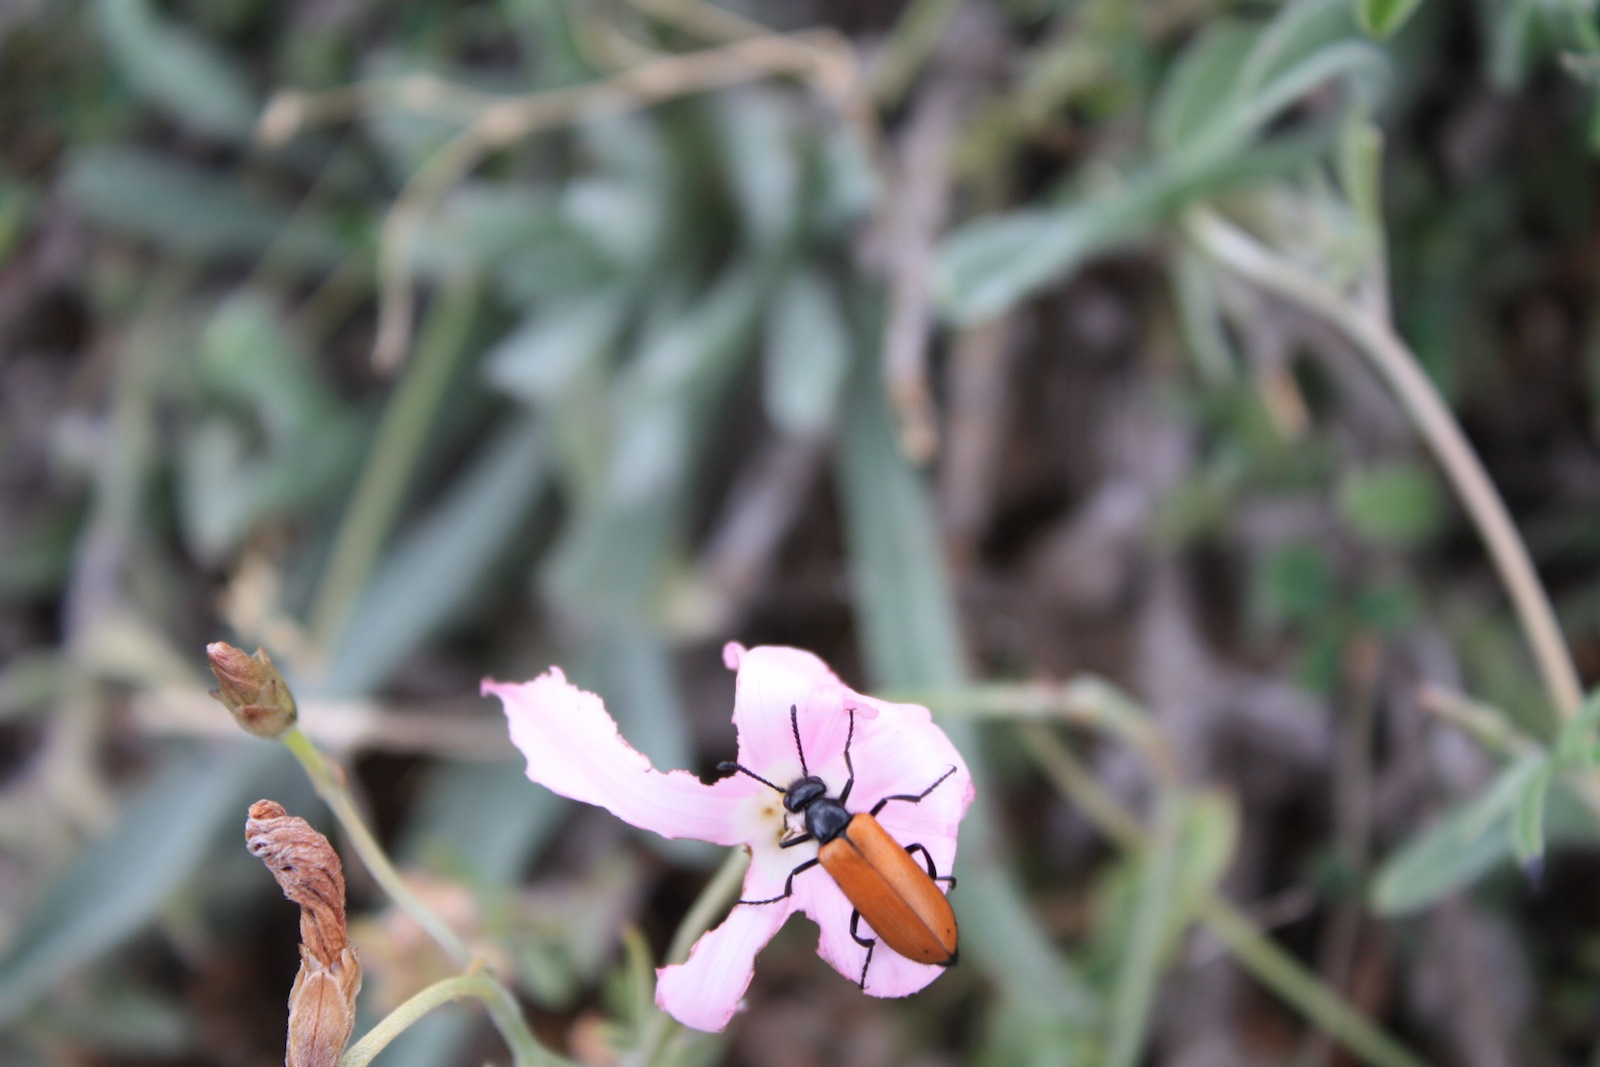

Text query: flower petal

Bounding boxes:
[728,645,878,785]
[656,898,797,1032]
[484,670,753,845]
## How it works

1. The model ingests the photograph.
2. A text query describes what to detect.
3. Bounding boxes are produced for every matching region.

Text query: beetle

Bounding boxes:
[717,703,959,990]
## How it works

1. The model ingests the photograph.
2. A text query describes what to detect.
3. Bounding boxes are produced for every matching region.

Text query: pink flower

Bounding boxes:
[482,642,974,1033]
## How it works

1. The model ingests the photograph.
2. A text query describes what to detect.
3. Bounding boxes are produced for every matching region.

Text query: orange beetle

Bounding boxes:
[719,705,958,988]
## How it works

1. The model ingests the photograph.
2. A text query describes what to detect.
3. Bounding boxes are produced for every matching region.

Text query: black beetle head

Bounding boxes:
[784,776,828,813]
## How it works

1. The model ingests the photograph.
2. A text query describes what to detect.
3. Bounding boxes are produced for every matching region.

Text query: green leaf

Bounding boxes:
[94,0,257,138]
[935,131,1333,324]
[1337,463,1446,545]
[1104,794,1187,1067]
[1256,540,1334,627]
[325,420,548,698]
[1512,763,1552,867]
[483,291,628,407]
[763,268,851,434]
[712,90,802,251]
[1151,21,1258,158]
[409,183,572,281]
[935,196,1156,326]
[1356,0,1426,38]
[63,147,345,267]
[177,295,364,561]
[542,265,764,625]
[1370,752,1550,914]
[0,745,282,1024]
[1554,687,1600,766]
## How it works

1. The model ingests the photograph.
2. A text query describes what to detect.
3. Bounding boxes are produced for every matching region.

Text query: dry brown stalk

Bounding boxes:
[246,799,363,1067]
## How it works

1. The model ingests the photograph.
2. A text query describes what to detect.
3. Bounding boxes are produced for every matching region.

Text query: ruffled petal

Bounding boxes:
[485,670,754,846]
[729,646,873,779]
[656,898,798,1032]
[839,695,973,844]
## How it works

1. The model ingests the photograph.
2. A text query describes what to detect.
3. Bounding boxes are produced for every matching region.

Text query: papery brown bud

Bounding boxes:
[208,643,297,738]
[247,800,361,1067]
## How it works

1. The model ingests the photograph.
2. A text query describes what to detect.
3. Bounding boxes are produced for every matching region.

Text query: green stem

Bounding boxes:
[340,973,569,1067]
[624,849,747,1067]
[1023,726,1427,1067]
[667,847,748,964]
[281,727,475,967]
[1199,899,1426,1067]
[308,276,481,654]
[1186,206,1583,723]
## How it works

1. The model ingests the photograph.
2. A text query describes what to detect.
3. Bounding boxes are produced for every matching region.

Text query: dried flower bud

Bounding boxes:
[208,643,297,738]
[247,800,362,1067]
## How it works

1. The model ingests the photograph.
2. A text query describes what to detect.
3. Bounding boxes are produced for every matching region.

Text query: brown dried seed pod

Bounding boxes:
[247,800,362,1067]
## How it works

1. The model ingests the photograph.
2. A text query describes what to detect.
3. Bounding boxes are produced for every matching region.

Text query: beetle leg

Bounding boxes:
[869,764,957,816]
[738,857,819,905]
[849,909,877,990]
[838,707,858,806]
[904,842,956,887]
[779,831,814,849]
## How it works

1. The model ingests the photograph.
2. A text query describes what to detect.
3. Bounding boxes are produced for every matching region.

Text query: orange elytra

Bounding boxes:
[718,704,959,988]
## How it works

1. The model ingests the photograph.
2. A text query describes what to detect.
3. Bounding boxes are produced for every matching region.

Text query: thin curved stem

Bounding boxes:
[1024,728,1426,1067]
[370,31,858,371]
[624,849,747,1067]
[340,972,570,1067]
[1187,207,1584,722]
[281,727,475,967]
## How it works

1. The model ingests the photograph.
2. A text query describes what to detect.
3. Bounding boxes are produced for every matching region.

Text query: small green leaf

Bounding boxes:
[712,90,802,251]
[1104,794,1187,1067]
[1512,763,1552,868]
[1152,21,1258,158]
[1370,752,1547,914]
[1337,463,1446,545]
[763,268,850,434]
[95,0,257,138]
[63,147,345,266]
[935,191,1159,325]
[325,421,548,698]
[0,745,283,1024]
[483,291,628,407]
[1257,541,1333,627]
[1554,687,1600,766]
[1356,0,1426,38]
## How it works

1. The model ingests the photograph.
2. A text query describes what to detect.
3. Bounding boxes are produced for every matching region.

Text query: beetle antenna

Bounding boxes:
[717,761,785,794]
[790,704,809,777]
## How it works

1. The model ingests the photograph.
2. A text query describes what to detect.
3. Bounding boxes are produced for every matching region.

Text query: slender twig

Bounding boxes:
[340,972,571,1067]
[366,32,857,371]
[908,676,1182,786]
[1417,683,1542,758]
[281,727,476,967]
[1187,207,1584,723]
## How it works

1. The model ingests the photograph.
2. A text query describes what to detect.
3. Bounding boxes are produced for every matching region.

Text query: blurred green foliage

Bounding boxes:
[5,0,1600,1064]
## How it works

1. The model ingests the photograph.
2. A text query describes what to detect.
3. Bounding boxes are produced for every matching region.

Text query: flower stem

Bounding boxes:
[625,849,747,1067]
[1185,206,1583,723]
[667,848,749,964]
[280,726,475,967]
[340,972,572,1067]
